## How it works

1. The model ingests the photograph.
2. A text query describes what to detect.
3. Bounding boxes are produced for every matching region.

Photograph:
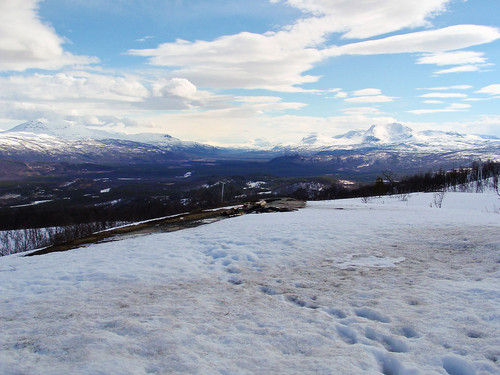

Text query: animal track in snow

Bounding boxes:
[322,307,347,319]
[442,356,476,375]
[285,295,319,309]
[400,326,419,339]
[336,324,357,345]
[225,265,241,274]
[207,250,227,259]
[227,276,243,285]
[260,286,277,295]
[371,349,418,375]
[365,327,409,353]
[354,308,391,323]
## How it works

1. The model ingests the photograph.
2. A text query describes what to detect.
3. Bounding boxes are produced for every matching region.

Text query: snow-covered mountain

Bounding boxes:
[287,123,498,152]
[6,120,185,146]
[0,120,219,163]
[0,121,498,173]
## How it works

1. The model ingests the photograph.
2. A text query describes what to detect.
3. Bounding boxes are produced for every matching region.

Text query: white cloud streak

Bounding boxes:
[434,65,482,74]
[0,0,97,71]
[422,100,445,104]
[409,102,471,115]
[325,25,500,57]
[351,88,382,96]
[476,84,500,95]
[420,92,468,98]
[416,51,486,66]
[420,85,473,90]
[273,0,451,39]
[345,95,396,103]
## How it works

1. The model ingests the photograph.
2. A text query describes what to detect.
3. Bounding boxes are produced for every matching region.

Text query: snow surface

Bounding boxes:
[1,191,499,374]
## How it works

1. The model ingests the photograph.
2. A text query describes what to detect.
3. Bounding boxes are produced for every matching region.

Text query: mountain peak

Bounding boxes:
[7,120,51,134]
[4,120,182,145]
[300,133,338,146]
[362,123,413,144]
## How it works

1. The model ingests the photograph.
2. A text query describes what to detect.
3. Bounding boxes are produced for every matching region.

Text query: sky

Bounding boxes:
[0,0,500,145]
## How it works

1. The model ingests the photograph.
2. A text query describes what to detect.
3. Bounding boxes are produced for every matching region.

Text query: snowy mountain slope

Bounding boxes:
[1,121,498,172]
[0,121,219,163]
[6,120,184,146]
[0,132,189,163]
[1,191,499,374]
[286,122,499,154]
[7,120,119,141]
[267,123,500,175]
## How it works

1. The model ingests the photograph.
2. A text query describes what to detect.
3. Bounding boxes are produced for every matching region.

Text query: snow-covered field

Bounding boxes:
[1,191,499,374]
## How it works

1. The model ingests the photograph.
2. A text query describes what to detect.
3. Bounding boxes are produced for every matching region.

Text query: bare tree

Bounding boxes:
[433,191,446,208]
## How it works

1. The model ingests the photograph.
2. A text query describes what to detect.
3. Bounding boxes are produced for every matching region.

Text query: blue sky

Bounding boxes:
[1,0,500,145]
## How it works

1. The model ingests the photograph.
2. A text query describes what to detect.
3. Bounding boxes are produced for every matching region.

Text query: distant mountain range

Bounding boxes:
[0,120,221,163]
[280,122,499,153]
[1,120,499,176]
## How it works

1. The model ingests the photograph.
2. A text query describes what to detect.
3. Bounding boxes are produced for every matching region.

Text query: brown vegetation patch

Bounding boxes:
[25,198,305,257]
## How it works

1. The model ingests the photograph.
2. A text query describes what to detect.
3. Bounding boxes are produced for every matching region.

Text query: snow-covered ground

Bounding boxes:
[0,191,499,374]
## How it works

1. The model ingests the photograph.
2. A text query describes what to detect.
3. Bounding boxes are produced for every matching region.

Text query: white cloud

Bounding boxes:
[0,72,149,102]
[129,0,499,92]
[326,25,500,57]
[0,0,97,71]
[476,84,500,95]
[341,107,381,115]
[420,85,473,90]
[351,88,382,96]
[409,102,471,114]
[0,72,222,120]
[420,92,468,98]
[234,96,283,103]
[334,91,348,99]
[345,95,396,103]
[422,100,445,104]
[136,36,154,42]
[152,78,198,99]
[434,65,482,74]
[416,51,491,75]
[0,70,307,129]
[416,51,486,66]
[129,28,323,92]
[404,115,500,136]
[274,0,451,39]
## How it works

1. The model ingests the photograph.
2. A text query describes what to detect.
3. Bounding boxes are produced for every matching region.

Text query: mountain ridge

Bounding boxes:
[1,120,499,176]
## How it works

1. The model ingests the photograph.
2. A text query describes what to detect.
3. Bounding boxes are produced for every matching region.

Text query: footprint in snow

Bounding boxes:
[285,295,319,309]
[336,324,358,345]
[354,308,391,323]
[322,307,347,319]
[365,327,409,353]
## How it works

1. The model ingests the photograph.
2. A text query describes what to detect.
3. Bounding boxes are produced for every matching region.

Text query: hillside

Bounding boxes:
[1,190,499,374]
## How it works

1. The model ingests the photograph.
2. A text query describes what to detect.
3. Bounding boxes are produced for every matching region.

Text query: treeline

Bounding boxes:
[384,160,500,195]
[0,222,121,256]
[300,160,500,201]
[0,198,187,231]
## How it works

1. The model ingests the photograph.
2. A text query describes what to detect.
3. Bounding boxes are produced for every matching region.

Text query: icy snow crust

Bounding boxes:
[1,192,499,374]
